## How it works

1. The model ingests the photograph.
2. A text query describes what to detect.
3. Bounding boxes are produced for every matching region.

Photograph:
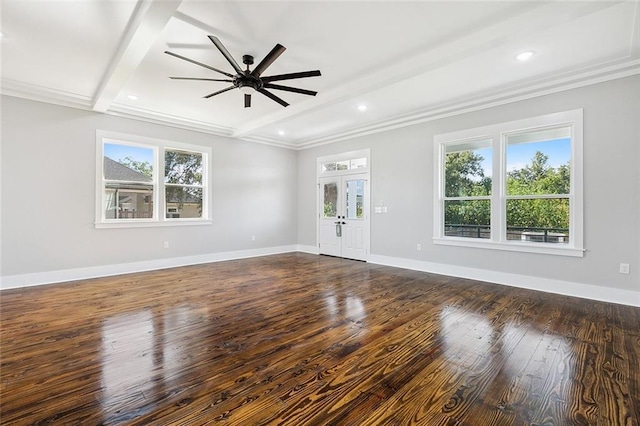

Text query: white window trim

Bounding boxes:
[433,109,584,257]
[95,130,212,229]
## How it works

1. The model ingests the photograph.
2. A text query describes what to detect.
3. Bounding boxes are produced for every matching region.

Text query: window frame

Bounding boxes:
[95,130,212,229]
[433,109,584,257]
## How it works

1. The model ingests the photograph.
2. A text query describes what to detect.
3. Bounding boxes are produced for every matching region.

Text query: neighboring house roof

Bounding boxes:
[104,157,152,182]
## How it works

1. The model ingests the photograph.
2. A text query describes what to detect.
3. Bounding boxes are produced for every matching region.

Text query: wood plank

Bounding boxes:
[1,253,638,425]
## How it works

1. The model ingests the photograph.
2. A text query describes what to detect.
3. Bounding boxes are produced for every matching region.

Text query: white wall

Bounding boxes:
[298,76,640,301]
[1,96,298,281]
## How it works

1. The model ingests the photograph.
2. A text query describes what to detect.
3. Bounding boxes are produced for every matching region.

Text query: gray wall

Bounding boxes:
[298,76,640,293]
[2,76,639,296]
[1,96,298,276]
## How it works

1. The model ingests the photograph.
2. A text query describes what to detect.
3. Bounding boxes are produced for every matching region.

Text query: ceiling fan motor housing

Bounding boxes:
[235,74,262,92]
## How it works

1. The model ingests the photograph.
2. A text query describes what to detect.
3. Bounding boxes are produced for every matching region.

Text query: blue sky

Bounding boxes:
[476,138,571,176]
[104,143,154,165]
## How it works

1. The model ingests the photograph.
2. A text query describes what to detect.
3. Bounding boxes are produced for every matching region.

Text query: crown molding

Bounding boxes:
[1,78,93,110]
[294,58,640,150]
[3,58,638,152]
[106,102,235,137]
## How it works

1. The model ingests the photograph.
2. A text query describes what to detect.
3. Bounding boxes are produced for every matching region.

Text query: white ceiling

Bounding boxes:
[2,0,639,149]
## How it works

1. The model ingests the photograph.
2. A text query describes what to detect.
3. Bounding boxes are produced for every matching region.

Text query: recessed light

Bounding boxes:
[127,94,139,100]
[357,104,368,112]
[516,51,534,62]
[278,130,285,136]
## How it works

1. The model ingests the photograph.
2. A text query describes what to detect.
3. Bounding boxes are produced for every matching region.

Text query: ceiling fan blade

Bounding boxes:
[208,35,244,75]
[261,70,321,83]
[170,77,233,82]
[263,83,317,96]
[244,93,251,108]
[203,86,236,99]
[165,51,234,78]
[257,88,289,107]
[251,44,286,78]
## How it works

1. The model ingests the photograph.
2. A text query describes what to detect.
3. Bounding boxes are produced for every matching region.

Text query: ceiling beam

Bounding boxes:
[93,0,182,112]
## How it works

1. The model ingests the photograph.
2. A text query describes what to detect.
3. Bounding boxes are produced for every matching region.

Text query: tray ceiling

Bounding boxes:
[2,0,638,149]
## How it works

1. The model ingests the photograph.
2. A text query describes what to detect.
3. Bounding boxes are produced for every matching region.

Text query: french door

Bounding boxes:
[318,173,369,261]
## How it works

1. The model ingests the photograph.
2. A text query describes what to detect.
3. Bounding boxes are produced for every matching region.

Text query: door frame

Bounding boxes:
[316,149,371,261]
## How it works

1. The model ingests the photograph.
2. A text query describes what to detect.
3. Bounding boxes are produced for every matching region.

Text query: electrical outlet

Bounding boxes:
[619,263,630,274]
[163,241,170,249]
[417,243,422,251]
[251,235,256,242]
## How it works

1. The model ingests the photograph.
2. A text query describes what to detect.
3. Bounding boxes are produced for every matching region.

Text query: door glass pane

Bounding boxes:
[345,179,364,219]
[323,182,338,218]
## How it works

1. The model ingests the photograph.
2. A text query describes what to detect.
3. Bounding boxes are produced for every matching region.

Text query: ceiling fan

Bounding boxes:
[165,36,321,108]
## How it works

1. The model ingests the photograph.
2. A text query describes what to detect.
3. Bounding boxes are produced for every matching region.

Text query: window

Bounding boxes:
[95,130,211,228]
[321,157,367,173]
[434,110,583,257]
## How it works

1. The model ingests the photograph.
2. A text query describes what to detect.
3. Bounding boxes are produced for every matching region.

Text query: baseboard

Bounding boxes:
[368,254,640,307]
[295,244,319,255]
[3,248,638,308]
[0,245,298,291]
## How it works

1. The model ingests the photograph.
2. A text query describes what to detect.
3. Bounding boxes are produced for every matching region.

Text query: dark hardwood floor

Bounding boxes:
[1,253,638,425]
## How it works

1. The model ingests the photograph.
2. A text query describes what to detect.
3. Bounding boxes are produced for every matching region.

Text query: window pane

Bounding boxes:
[506,128,571,196]
[506,198,569,243]
[323,182,337,218]
[444,200,490,239]
[104,185,153,219]
[350,158,367,169]
[336,160,349,171]
[444,142,492,197]
[345,179,364,219]
[104,143,154,179]
[322,162,336,172]
[165,150,203,185]
[165,187,203,219]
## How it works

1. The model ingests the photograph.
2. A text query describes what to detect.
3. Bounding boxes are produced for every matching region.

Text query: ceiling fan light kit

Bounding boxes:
[165,36,321,108]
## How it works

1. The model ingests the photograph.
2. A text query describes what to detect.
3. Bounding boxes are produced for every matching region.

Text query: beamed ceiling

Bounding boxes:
[1,0,639,149]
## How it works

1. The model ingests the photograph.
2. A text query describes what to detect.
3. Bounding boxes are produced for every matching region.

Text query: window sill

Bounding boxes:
[95,219,212,229]
[433,237,584,257]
